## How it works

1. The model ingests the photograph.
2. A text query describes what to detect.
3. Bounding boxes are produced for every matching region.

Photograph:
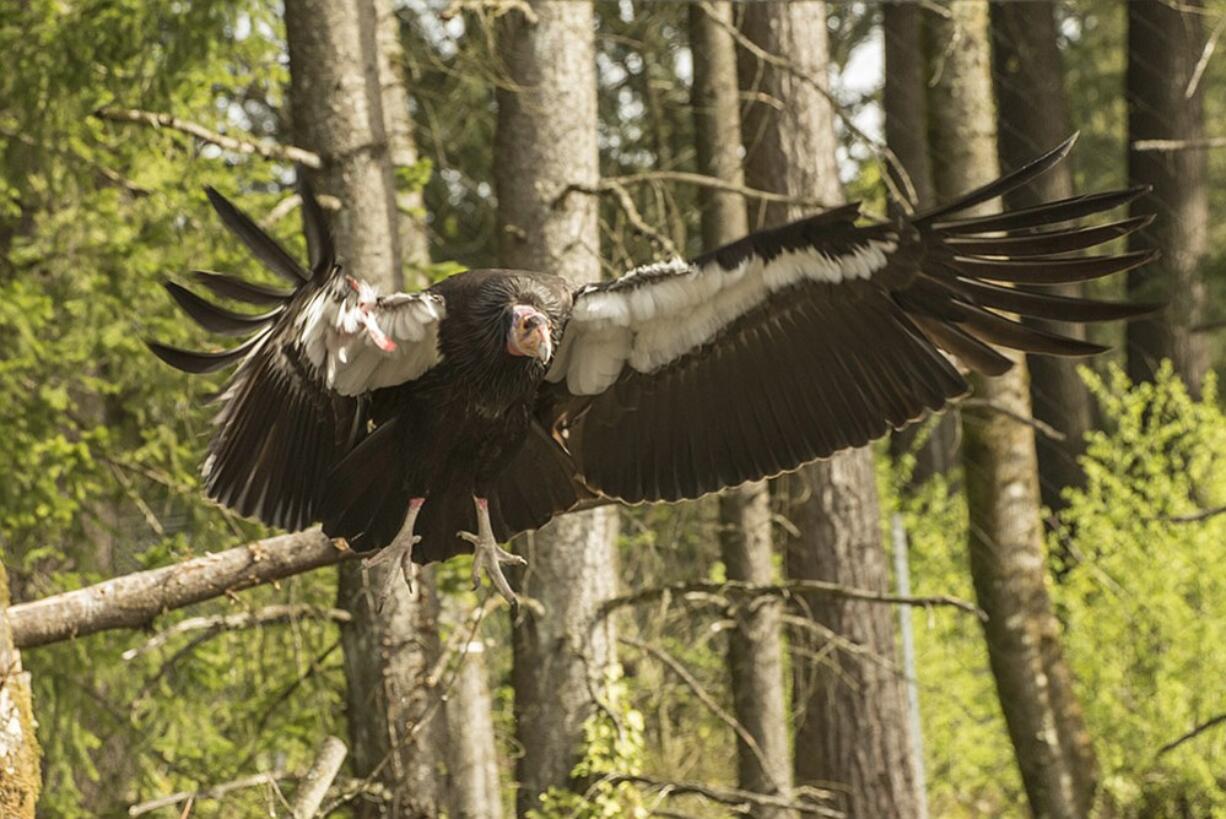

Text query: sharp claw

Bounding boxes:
[367,502,425,610]
[460,531,526,607]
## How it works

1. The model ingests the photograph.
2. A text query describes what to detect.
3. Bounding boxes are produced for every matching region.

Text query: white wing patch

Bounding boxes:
[550,239,896,395]
[298,277,445,396]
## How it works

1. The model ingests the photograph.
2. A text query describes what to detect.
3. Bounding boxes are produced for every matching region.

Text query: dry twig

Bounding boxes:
[95,107,322,168]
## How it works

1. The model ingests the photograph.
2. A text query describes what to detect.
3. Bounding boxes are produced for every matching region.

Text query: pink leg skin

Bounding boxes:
[460,496,527,607]
[364,497,426,602]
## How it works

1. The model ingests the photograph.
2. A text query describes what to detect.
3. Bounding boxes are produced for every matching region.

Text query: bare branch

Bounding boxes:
[121,604,353,661]
[599,773,840,818]
[1132,136,1226,152]
[94,107,323,169]
[259,192,342,228]
[960,398,1067,442]
[562,179,681,258]
[1157,712,1226,756]
[9,529,355,649]
[1165,506,1226,524]
[606,169,827,208]
[595,579,985,623]
[291,736,348,818]
[128,770,290,816]
[619,637,782,794]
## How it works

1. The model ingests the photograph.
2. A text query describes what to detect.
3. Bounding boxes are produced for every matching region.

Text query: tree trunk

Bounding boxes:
[445,627,505,819]
[0,563,39,818]
[991,0,1094,518]
[739,5,920,817]
[690,4,794,812]
[926,4,1095,817]
[373,0,431,276]
[883,1,958,487]
[1125,0,1210,395]
[285,0,445,813]
[494,4,619,814]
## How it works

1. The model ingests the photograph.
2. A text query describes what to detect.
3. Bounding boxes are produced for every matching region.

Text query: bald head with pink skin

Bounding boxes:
[506,304,553,363]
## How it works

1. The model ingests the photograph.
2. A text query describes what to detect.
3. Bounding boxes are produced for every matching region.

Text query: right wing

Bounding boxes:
[148,185,445,531]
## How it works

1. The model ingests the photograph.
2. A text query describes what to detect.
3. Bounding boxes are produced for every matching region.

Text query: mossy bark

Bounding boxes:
[0,562,40,818]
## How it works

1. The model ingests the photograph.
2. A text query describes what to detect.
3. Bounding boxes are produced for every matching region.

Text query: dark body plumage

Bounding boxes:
[321,270,576,562]
[149,136,1159,568]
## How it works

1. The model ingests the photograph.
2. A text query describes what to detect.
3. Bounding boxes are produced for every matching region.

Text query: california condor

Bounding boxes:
[149,136,1157,604]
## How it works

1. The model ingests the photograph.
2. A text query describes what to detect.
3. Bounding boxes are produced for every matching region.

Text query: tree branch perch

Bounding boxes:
[9,529,354,649]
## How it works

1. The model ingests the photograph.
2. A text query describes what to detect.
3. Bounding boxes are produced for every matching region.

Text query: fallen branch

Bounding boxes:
[9,529,354,649]
[291,736,348,818]
[122,604,353,661]
[594,579,985,623]
[94,107,322,169]
[128,769,289,816]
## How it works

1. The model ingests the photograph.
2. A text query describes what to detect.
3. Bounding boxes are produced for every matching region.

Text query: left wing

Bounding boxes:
[148,185,445,531]
[544,136,1157,504]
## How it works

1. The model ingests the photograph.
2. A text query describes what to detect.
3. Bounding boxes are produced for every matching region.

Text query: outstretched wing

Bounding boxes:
[148,185,445,530]
[545,135,1158,504]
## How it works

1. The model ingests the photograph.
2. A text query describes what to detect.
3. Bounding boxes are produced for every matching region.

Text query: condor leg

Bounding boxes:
[364,497,425,602]
[460,497,527,606]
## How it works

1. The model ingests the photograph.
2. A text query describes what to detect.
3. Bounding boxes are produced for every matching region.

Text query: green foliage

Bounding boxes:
[1056,365,1226,816]
[529,668,649,819]
[895,366,1226,817]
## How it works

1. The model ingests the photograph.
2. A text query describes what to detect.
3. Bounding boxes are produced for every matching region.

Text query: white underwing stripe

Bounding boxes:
[552,238,897,395]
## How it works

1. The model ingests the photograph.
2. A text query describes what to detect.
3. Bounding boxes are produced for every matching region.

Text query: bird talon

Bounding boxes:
[461,497,526,607]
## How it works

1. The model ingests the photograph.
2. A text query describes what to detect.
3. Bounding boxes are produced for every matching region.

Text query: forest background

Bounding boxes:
[1,0,1224,817]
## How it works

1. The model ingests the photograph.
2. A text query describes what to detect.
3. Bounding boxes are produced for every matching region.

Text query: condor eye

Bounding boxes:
[523,315,542,330]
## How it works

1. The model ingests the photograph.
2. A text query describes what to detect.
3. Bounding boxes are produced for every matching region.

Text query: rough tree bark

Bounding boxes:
[0,562,39,818]
[374,4,505,813]
[739,4,920,817]
[883,0,958,487]
[494,3,620,814]
[991,0,1094,517]
[445,634,504,819]
[690,3,794,813]
[925,3,1095,816]
[285,0,445,813]
[1125,0,1210,394]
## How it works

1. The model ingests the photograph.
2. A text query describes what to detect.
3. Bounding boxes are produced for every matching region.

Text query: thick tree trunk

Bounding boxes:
[1125,0,1210,395]
[494,4,619,814]
[739,5,920,817]
[883,1,958,487]
[991,0,1094,518]
[690,4,794,813]
[926,4,1095,817]
[0,563,39,818]
[285,0,445,813]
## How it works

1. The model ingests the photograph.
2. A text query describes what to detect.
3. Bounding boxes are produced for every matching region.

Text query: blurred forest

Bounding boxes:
[2,0,1225,817]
